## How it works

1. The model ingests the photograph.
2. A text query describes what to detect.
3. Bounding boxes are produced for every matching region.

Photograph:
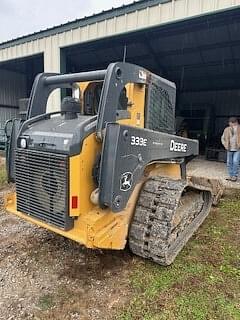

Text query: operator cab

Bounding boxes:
[6,62,176,183]
[82,82,129,116]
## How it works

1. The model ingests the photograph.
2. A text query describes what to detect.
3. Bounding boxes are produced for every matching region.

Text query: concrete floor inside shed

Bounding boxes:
[187,158,240,190]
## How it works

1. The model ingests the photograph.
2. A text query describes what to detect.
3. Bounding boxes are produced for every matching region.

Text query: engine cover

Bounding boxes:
[18,114,97,156]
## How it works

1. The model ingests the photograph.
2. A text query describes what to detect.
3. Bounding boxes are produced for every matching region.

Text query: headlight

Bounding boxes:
[20,138,27,149]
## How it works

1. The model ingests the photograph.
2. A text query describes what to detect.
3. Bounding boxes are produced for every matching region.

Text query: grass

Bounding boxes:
[118,194,240,320]
[37,294,55,311]
[0,165,7,187]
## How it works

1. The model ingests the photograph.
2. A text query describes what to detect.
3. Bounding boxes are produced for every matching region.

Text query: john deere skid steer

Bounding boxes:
[4,62,222,265]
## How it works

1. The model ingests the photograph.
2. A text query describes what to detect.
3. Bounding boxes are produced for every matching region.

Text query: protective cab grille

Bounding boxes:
[16,149,73,231]
[146,79,175,133]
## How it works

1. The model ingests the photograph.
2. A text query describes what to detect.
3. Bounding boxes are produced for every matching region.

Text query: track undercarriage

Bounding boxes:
[129,176,217,265]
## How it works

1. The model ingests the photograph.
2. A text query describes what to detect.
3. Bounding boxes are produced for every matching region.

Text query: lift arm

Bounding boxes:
[99,123,199,212]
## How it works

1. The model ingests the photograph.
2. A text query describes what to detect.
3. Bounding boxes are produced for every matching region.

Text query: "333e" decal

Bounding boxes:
[131,136,148,147]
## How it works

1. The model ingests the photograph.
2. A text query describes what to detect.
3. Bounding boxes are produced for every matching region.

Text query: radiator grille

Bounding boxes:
[16,149,73,231]
[146,80,175,133]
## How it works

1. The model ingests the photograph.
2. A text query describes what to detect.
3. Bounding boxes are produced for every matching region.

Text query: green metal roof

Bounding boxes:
[0,0,170,50]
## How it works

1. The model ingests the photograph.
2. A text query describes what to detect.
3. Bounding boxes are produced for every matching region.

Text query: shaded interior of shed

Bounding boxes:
[62,7,240,156]
[0,54,43,103]
[0,54,43,129]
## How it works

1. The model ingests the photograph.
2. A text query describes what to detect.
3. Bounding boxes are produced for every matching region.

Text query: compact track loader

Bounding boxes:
[4,62,222,265]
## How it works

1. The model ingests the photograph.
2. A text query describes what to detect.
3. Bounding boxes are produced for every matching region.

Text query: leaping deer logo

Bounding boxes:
[120,172,133,191]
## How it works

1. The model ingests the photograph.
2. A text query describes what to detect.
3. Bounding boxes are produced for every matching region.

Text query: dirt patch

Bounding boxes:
[0,190,133,320]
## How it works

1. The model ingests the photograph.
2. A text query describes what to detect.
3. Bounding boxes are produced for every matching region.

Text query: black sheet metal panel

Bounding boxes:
[16,149,73,231]
[99,123,198,212]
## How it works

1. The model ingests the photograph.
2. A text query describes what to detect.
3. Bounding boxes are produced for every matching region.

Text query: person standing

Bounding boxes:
[221,117,240,182]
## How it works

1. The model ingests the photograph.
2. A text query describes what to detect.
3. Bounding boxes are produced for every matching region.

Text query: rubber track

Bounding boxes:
[129,177,212,266]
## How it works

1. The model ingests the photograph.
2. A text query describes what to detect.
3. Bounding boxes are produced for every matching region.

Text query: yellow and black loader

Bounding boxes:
[4,62,222,265]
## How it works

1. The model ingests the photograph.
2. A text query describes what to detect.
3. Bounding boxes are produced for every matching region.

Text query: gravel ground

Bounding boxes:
[0,189,132,320]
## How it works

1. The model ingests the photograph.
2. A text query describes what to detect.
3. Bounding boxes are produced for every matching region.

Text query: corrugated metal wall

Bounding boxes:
[0,70,26,128]
[0,69,27,106]
[0,106,19,129]
[179,89,240,135]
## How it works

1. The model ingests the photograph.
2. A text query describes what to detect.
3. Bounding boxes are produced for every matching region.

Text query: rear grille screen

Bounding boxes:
[16,149,73,231]
[146,79,175,133]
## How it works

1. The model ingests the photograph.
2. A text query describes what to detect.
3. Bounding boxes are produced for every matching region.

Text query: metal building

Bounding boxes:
[0,0,240,154]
